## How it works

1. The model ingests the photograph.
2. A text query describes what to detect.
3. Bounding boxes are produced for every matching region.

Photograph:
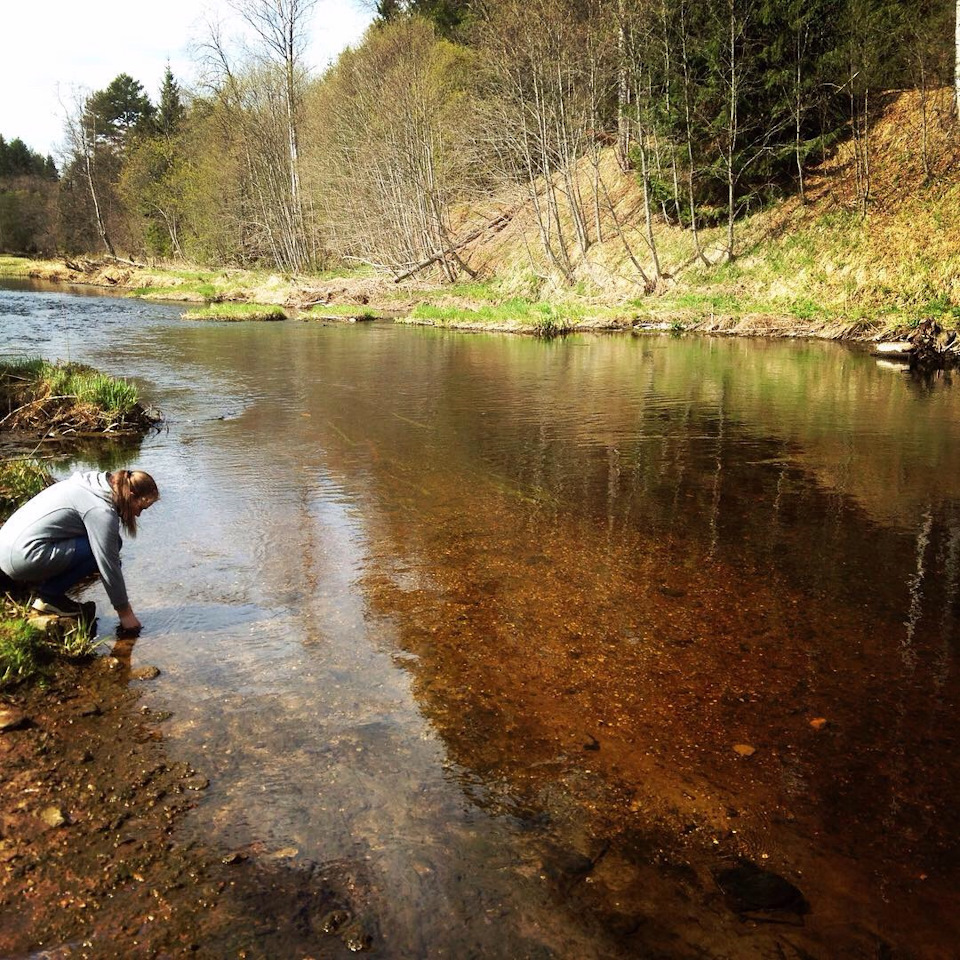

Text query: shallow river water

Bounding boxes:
[3,282,960,958]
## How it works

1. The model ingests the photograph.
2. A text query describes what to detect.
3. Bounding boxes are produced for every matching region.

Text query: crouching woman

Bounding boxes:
[0,469,158,632]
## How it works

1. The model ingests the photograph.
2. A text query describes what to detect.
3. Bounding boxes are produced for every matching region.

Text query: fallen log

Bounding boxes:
[393,211,515,283]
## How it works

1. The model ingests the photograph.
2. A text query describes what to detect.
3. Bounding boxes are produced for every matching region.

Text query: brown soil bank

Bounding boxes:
[0,654,370,959]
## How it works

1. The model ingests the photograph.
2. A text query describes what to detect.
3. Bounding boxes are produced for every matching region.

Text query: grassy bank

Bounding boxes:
[0,358,157,435]
[181,302,287,321]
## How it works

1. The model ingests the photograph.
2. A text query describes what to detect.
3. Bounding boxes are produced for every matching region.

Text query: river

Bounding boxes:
[2,282,959,958]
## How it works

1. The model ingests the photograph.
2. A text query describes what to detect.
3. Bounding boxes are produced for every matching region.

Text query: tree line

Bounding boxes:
[0,136,58,254]
[1,0,956,286]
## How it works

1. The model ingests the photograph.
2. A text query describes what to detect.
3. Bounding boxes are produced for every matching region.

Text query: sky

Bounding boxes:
[0,0,375,160]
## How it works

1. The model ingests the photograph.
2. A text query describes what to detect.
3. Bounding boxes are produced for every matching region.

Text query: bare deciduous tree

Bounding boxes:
[61,87,116,257]
[197,5,320,270]
[304,18,482,279]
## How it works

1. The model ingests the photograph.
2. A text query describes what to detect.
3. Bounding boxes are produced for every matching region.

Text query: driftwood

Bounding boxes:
[61,254,145,274]
[874,320,960,369]
[393,210,515,283]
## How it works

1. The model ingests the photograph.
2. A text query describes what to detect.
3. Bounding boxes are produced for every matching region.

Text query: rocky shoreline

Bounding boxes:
[0,654,371,958]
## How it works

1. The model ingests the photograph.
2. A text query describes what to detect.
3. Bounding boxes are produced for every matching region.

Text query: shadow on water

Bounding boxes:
[3,285,960,957]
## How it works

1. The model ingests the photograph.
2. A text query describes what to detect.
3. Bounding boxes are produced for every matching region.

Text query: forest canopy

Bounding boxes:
[1,0,957,283]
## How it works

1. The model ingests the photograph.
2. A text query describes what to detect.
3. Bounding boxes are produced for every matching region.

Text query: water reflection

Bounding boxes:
[3,285,960,956]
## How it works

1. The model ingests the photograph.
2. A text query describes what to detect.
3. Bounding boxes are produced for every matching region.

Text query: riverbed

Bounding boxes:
[2,281,959,959]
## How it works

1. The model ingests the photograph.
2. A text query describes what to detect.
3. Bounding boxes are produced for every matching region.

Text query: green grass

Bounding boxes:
[0,603,101,689]
[789,298,826,321]
[0,358,141,416]
[668,292,747,313]
[437,280,507,302]
[0,615,47,688]
[132,283,219,300]
[410,297,587,331]
[181,303,287,322]
[0,458,51,517]
[301,304,380,320]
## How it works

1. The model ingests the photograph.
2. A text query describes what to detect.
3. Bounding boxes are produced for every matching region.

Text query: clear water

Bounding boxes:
[3,281,959,957]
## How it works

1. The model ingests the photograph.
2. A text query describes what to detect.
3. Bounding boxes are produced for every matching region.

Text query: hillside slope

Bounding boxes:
[450,88,960,336]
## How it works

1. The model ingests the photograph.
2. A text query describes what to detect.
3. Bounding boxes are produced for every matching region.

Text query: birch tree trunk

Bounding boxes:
[231,0,318,271]
[955,0,960,120]
[63,92,115,257]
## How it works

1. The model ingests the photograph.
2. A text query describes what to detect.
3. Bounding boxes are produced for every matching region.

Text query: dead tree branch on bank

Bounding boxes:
[392,210,516,282]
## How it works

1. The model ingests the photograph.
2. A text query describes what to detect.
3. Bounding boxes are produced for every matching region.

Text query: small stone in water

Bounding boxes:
[319,909,351,934]
[340,920,373,952]
[733,744,756,757]
[267,846,299,860]
[714,860,808,915]
[131,666,161,681]
[40,806,67,828]
[809,717,828,730]
[0,708,27,732]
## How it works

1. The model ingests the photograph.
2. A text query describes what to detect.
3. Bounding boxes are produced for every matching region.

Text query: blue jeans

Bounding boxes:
[39,536,99,599]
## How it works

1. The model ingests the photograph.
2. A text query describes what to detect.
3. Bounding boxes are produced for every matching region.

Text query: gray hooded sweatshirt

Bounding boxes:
[0,471,128,610]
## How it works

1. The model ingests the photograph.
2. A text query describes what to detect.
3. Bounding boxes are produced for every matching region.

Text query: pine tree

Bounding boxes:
[158,65,186,137]
[85,74,156,151]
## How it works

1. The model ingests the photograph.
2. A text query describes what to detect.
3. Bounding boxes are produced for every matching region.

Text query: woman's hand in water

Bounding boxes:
[117,605,142,633]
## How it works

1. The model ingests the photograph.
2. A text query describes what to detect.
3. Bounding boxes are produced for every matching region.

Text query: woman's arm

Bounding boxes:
[81,506,130,612]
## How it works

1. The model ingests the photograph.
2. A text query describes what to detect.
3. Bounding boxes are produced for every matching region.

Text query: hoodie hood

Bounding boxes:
[72,471,115,506]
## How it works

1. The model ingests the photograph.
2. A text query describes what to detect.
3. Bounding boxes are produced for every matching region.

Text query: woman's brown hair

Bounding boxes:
[109,469,159,537]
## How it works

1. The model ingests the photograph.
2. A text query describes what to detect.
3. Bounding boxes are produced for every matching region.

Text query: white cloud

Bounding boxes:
[0,0,374,159]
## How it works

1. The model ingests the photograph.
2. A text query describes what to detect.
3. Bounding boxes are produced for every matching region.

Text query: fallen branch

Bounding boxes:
[393,211,516,283]
[0,395,75,427]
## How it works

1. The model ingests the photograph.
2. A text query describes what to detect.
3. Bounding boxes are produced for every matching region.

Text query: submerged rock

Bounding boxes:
[340,919,374,952]
[713,860,809,917]
[130,665,161,681]
[39,805,67,828]
[318,909,351,934]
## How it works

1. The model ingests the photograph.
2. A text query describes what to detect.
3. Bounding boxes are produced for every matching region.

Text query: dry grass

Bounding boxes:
[448,89,960,329]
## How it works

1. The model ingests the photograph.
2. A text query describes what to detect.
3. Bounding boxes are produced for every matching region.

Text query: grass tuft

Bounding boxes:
[0,599,101,689]
[410,297,584,333]
[0,459,52,517]
[300,304,380,321]
[0,358,146,430]
[0,615,47,688]
[181,303,287,322]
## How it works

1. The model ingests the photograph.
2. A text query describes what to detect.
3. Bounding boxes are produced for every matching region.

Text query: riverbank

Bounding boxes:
[3,91,958,351]
[0,252,925,345]
[0,656,369,958]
